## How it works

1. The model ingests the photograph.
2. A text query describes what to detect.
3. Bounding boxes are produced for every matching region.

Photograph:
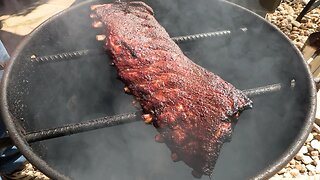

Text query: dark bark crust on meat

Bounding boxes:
[92,2,252,177]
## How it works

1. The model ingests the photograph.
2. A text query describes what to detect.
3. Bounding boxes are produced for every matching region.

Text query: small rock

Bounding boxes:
[309,29,315,34]
[306,164,316,172]
[302,156,313,164]
[315,134,320,141]
[271,16,277,21]
[304,31,311,36]
[314,160,320,166]
[307,133,314,142]
[299,146,308,154]
[285,163,291,168]
[305,15,312,19]
[296,164,306,173]
[295,153,304,160]
[306,23,314,28]
[313,123,320,133]
[311,151,319,157]
[295,42,304,49]
[289,34,298,39]
[280,10,287,15]
[308,171,315,176]
[292,20,301,27]
[25,171,34,176]
[312,132,317,136]
[282,3,289,9]
[287,24,293,31]
[307,145,314,152]
[290,159,296,165]
[34,172,42,177]
[316,164,320,173]
[277,6,284,12]
[311,140,320,150]
[282,19,289,25]
[302,0,310,5]
[292,30,300,34]
[312,156,319,162]
[289,169,300,177]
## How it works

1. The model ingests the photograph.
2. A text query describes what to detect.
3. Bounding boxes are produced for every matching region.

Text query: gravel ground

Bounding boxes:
[2,0,320,179]
[267,0,320,179]
[266,0,320,50]
[2,163,49,180]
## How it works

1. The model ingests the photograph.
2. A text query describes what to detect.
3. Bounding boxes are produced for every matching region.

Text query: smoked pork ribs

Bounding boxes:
[91,2,252,178]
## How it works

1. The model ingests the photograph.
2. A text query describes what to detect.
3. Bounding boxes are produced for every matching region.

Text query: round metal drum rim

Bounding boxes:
[0,1,94,179]
[0,0,316,179]
[225,1,317,179]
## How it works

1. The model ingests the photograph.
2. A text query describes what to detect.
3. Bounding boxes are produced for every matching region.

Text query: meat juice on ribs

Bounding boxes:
[91,2,252,178]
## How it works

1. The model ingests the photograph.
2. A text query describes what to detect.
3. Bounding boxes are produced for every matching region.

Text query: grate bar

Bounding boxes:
[242,83,282,97]
[243,80,295,97]
[30,28,248,63]
[0,81,291,149]
[171,27,247,43]
[30,49,104,63]
[25,111,140,143]
[0,112,140,149]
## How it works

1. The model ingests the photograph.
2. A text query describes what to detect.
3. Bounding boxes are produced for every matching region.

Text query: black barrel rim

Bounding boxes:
[227,2,316,180]
[0,0,316,180]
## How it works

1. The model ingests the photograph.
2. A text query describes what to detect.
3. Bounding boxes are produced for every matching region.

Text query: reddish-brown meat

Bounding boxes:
[91,2,252,178]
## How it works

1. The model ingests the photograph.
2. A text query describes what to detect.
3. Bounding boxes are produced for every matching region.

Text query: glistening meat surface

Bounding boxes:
[91,2,252,178]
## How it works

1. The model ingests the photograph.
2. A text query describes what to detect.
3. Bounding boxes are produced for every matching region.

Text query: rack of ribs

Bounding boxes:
[91,1,252,178]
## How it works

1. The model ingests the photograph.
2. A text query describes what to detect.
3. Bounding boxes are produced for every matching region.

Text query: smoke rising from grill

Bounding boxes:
[3,0,314,180]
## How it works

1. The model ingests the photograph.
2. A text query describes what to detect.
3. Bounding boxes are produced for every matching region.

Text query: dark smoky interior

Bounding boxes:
[4,0,313,179]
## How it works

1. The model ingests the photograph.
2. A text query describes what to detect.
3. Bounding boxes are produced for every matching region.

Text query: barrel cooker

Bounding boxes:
[0,0,317,179]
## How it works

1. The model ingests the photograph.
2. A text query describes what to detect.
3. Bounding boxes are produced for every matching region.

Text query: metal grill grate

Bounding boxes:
[0,27,295,148]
